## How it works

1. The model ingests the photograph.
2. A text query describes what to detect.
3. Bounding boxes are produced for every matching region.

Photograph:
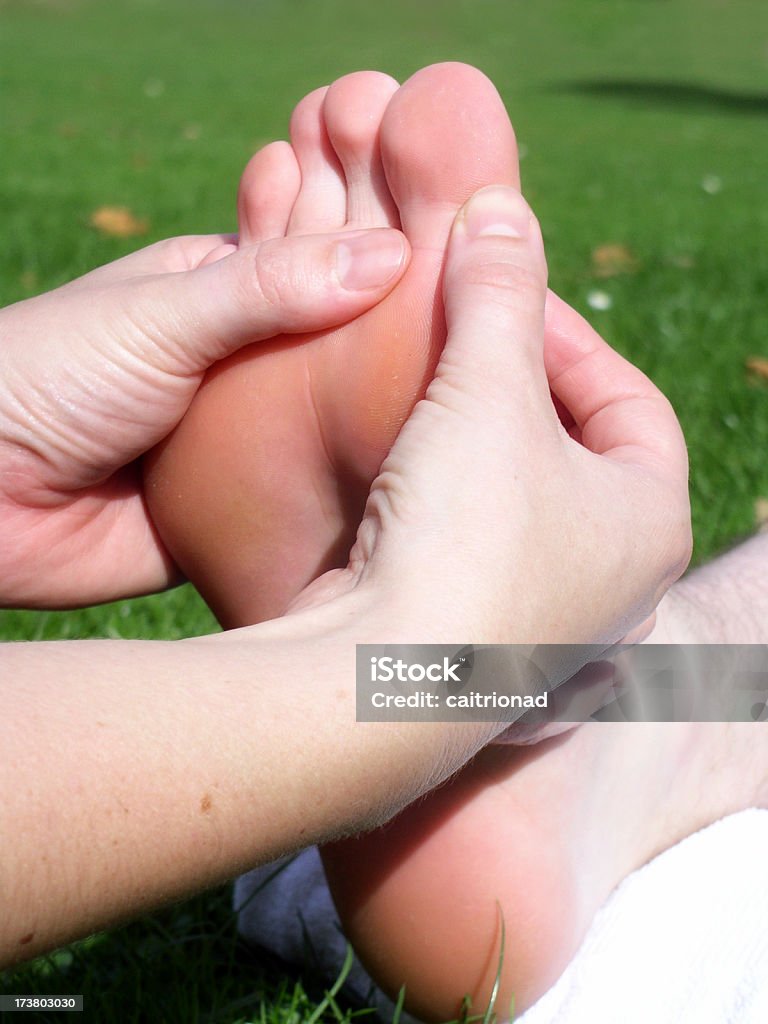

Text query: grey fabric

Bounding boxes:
[234,846,420,1022]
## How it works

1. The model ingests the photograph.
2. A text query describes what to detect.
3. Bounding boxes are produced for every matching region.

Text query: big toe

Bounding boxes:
[380,62,519,251]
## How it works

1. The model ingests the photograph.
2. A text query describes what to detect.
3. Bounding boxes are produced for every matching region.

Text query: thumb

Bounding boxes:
[438,185,555,432]
[131,227,409,372]
[366,186,557,576]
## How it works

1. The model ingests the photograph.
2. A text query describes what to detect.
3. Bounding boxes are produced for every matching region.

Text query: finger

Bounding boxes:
[130,227,410,372]
[492,660,618,744]
[544,290,688,477]
[61,234,239,290]
[437,185,555,427]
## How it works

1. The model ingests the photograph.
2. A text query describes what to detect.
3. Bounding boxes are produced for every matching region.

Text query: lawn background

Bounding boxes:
[1,0,767,1019]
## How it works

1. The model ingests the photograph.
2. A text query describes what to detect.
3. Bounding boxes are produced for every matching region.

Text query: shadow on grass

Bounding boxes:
[551,80,768,117]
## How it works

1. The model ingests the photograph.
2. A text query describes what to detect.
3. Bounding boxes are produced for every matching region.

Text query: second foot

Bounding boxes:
[321,722,768,1021]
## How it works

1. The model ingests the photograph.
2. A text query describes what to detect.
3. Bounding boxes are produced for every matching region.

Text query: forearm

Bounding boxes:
[649,533,768,644]
[0,595,496,966]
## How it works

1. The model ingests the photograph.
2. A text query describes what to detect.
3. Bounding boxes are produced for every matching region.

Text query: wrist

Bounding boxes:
[191,604,504,829]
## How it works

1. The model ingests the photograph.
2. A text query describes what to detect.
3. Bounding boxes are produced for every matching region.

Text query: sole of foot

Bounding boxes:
[143,63,519,627]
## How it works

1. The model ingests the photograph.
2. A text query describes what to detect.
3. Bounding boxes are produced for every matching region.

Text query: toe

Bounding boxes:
[287,86,348,233]
[380,62,520,251]
[323,71,400,230]
[237,141,301,245]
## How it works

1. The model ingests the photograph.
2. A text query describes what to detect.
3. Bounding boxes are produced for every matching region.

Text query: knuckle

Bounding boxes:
[243,242,303,326]
[672,518,694,577]
[655,506,694,590]
[252,244,291,306]
[461,257,544,305]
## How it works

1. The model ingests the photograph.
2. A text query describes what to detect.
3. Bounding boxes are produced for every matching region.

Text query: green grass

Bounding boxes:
[2,0,768,1019]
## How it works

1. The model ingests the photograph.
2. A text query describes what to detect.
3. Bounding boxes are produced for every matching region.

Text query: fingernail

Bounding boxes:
[458,185,531,240]
[336,230,407,290]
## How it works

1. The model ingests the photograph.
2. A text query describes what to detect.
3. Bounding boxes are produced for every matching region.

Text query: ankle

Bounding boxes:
[663,724,768,840]
[646,582,726,644]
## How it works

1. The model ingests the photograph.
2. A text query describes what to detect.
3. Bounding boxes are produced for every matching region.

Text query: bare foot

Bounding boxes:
[143,63,518,627]
[322,722,768,1020]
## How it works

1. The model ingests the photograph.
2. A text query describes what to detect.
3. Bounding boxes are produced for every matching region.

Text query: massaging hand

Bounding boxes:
[0,187,691,966]
[0,227,408,607]
[290,185,692,650]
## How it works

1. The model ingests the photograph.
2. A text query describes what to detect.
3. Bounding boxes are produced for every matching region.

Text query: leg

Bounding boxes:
[649,533,768,644]
[143,63,518,627]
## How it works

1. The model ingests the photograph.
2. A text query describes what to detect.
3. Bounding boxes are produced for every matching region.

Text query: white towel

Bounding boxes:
[517,809,768,1024]
[235,809,768,1024]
